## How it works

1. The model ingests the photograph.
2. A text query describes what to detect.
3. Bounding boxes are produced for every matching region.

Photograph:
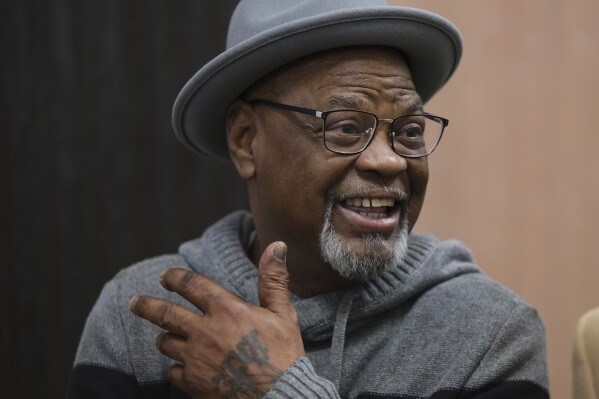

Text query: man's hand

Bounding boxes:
[129,242,305,398]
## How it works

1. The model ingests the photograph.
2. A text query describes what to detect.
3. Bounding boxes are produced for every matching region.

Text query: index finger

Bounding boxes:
[129,295,196,337]
[159,268,239,314]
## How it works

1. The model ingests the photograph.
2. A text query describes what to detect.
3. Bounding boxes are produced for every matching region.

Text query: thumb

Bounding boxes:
[258,241,294,317]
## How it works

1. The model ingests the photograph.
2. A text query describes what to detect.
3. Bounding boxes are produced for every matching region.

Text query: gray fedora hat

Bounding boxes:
[172,0,462,160]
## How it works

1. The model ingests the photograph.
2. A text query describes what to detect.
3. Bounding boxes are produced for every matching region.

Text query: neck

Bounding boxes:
[249,237,354,298]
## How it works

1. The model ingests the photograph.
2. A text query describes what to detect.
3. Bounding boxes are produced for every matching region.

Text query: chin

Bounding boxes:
[320,216,409,281]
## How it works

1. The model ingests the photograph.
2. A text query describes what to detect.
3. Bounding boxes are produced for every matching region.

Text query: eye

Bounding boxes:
[324,111,374,136]
[396,124,424,139]
[393,118,426,151]
[393,115,426,140]
[327,121,363,135]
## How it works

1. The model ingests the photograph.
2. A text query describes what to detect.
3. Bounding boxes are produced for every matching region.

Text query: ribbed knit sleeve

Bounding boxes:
[266,357,340,399]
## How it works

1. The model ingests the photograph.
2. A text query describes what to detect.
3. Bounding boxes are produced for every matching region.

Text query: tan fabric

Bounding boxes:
[574,307,599,399]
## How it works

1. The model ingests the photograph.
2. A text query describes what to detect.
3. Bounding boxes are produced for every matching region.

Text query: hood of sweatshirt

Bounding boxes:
[179,210,480,342]
[179,211,481,389]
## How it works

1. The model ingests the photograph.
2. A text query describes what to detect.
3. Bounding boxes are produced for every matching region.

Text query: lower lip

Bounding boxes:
[334,203,401,235]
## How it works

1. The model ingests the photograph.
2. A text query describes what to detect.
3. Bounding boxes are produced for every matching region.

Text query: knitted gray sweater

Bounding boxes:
[68,211,549,398]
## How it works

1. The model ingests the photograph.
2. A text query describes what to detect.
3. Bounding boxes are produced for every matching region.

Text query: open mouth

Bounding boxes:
[341,197,397,220]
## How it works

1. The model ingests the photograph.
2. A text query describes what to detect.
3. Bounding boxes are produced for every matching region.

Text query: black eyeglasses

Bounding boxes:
[249,98,448,158]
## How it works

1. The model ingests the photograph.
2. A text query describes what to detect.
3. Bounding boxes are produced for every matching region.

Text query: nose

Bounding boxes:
[354,121,408,176]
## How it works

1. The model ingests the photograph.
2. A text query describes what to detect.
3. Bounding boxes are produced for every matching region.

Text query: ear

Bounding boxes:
[226,100,257,180]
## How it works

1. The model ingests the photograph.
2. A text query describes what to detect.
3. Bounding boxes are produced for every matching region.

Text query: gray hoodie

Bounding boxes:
[68,211,549,398]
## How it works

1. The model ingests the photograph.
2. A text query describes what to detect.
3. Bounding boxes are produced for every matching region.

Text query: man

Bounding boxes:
[68,1,550,398]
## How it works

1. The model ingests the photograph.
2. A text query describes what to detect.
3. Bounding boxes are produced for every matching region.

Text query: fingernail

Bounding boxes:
[129,295,139,310]
[159,269,167,285]
[273,244,287,263]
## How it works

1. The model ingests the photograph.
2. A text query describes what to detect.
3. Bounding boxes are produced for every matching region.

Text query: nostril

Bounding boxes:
[354,140,409,175]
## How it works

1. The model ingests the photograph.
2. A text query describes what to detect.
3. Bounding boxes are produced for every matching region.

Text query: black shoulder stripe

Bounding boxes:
[357,380,549,399]
[66,364,138,398]
[66,364,189,398]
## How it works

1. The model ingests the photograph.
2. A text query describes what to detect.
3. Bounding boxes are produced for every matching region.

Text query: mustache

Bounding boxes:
[324,184,408,222]
[330,185,408,203]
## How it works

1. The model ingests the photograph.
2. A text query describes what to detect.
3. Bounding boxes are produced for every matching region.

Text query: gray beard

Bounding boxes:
[319,199,409,281]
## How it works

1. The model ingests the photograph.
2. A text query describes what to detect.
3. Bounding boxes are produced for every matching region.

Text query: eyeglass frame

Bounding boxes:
[248,98,449,158]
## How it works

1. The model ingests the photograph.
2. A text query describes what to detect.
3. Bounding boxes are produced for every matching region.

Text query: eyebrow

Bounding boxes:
[327,95,425,114]
[405,99,424,114]
[328,95,373,109]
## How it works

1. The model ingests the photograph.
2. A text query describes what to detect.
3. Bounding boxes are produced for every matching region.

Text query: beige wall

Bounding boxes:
[390,1,599,397]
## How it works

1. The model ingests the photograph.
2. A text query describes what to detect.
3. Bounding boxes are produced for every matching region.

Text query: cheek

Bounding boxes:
[406,159,429,228]
[253,132,332,226]
[258,122,340,192]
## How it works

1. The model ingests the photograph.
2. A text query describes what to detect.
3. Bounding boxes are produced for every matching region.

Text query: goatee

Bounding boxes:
[319,195,409,281]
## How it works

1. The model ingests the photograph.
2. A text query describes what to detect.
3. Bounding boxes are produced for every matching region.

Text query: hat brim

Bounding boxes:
[172,7,462,161]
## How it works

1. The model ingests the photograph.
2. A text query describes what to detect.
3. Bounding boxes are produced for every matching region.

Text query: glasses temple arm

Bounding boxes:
[249,99,323,118]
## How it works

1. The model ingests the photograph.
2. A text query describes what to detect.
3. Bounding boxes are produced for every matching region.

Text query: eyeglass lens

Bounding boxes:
[323,110,443,156]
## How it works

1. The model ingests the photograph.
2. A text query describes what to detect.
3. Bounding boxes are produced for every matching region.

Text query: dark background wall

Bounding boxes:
[2,1,244,397]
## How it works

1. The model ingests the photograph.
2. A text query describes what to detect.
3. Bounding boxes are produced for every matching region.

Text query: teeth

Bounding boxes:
[358,211,387,219]
[345,198,396,207]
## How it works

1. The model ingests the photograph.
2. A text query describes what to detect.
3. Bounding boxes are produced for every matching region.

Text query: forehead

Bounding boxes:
[294,46,411,77]
[248,46,419,110]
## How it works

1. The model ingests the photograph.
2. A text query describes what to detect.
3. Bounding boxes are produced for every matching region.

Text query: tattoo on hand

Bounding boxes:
[212,330,284,398]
